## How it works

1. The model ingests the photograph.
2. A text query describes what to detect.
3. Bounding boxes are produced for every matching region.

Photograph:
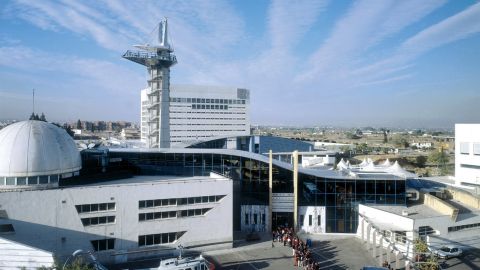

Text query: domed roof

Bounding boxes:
[0,120,81,177]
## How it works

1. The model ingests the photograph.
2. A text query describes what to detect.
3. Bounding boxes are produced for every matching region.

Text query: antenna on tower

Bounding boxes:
[32,88,35,115]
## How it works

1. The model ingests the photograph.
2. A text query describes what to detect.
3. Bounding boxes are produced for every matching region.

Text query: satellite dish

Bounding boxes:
[79,143,88,149]
[87,143,95,149]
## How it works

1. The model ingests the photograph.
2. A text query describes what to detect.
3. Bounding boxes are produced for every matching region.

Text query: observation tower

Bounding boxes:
[123,18,177,148]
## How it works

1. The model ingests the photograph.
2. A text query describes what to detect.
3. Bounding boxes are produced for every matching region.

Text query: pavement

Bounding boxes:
[206,233,377,270]
[106,233,480,270]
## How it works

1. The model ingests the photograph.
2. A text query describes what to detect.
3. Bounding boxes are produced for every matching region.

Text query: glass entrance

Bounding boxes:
[272,212,293,230]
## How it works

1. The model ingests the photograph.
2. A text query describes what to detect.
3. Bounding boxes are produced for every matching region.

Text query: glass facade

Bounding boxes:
[80,150,406,233]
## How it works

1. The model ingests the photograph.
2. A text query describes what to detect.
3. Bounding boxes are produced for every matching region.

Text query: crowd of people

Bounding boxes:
[272,226,320,270]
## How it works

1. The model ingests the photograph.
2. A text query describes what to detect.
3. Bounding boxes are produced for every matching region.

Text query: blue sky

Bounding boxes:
[0,0,479,128]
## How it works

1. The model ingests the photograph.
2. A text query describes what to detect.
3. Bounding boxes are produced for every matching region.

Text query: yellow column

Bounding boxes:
[293,150,299,232]
[269,150,273,232]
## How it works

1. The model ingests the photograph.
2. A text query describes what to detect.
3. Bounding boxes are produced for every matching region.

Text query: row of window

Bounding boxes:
[91,238,115,251]
[171,129,247,133]
[192,104,228,110]
[75,203,115,214]
[171,123,246,126]
[448,222,480,232]
[0,175,59,186]
[170,117,247,120]
[81,216,115,226]
[170,97,246,105]
[171,111,246,115]
[459,142,480,155]
[139,195,225,209]
[139,208,212,221]
[138,231,186,247]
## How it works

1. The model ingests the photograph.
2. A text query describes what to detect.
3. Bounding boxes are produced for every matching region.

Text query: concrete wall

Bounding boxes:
[0,174,233,264]
[423,194,459,221]
[298,206,325,233]
[446,188,480,209]
[455,124,480,186]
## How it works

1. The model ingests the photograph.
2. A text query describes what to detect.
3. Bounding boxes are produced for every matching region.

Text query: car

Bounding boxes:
[431,245,463,259]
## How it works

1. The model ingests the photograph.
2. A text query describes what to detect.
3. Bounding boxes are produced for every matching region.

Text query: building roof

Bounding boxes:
[0,120,81,177]
[109,148,406,181]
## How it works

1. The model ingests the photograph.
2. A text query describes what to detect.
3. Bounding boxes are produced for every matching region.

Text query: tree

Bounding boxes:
[428,150,449,175]
[39,113,47,122]
[380,128,389,143]
[76,119,82,130]
[416,155,427,168]
[414,238,439,270]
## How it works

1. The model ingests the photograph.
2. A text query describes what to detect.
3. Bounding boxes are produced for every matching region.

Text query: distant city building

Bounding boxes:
[410,141,433,149]
[455,124,480,186]
[141,85,251,147]
[120,127,140,140]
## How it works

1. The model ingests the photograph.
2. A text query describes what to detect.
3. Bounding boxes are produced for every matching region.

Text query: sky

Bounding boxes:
[0,0,479,128]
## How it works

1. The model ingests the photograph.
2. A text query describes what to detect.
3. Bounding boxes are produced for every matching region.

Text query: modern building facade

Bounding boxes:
[141,85,250,147]
[455,124,480,186]
[124,18,177,148]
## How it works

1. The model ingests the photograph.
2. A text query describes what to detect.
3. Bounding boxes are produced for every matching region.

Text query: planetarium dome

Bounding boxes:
[0,120,81,188]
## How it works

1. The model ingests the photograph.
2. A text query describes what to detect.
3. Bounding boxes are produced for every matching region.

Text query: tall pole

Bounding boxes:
[269,150,273,232]
[32,88,35,115]
[293,150,299,232]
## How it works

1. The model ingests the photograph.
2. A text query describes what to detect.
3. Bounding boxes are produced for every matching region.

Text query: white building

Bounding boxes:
[357,187,480,269]
[410,141,433,149]
[0,120,233,266]
[141,85,250,147]
[455,124,480,186]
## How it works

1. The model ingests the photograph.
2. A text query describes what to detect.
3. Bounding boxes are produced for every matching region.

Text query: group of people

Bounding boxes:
[272,226,320,270]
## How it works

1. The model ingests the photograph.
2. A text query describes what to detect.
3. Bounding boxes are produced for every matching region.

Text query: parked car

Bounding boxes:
[431,245,463,259]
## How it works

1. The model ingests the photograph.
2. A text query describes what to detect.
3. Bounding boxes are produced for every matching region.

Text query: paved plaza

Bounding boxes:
[107,234,480,270]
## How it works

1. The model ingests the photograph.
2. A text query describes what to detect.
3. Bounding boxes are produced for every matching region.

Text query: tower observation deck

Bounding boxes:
[123,18,177,148]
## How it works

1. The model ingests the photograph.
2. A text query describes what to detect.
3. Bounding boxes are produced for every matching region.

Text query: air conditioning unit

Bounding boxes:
[402,210,409,216]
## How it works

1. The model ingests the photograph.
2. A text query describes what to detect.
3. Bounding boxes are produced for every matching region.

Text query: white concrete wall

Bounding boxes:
[455,124,480,185]
[298,206,325,233]
[0,175,233,264]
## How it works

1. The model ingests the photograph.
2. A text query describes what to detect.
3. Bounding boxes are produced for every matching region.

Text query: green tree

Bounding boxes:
[416,155,427,168]
[428,150,449,175]
[77,119,82,130]
[414,238,439,270]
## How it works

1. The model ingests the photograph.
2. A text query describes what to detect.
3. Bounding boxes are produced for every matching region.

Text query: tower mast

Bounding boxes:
[123,18,177,148]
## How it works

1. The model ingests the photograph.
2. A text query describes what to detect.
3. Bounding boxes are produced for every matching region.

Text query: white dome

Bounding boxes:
[0,120,81,177]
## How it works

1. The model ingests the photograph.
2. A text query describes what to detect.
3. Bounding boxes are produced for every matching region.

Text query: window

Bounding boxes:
[0,224,15,233]
[245,213,249,225]
[474,143,480,155]
[138,231,186,247]
[76,203,116,214]
[253,214,257,225]
[91,239,115,251]
[448,222,480,232]
[16,177,26,185]
[309,215,312,226]
[300,215,304,226]
[394,231,406,244]
[460,142,470,154]
[81,216,115,226]
[418,226,436,236]
[317,215,321,226]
